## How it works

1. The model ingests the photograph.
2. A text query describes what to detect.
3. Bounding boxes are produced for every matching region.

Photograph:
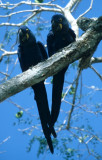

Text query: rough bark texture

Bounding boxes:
[0,16,102,102]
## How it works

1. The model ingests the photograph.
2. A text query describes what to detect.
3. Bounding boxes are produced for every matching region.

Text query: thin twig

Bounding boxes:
[0,3,63,18]
[0,7,62,27]
[8,99,35,117]
[79,71,82,103]
[86,136,95,144]
[0,71,9,77]
[90,65,102,81]
[0,1,63,10]
[71,0,82,13]
[0,49,17,62]
[62,77,78,101]
[57,119,67,133]
[71,126,102,143]
[0,136,11,145]
[78,0,94,18]
[66,69,82,130]
[91,57,102,64]
[65,0,82,11]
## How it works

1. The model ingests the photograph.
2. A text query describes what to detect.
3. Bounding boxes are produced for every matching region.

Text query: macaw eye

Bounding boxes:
[26,28,29,31]
[59,18,62,22]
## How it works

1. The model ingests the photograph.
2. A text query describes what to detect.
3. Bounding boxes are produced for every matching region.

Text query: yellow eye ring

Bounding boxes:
[59,18,62,22]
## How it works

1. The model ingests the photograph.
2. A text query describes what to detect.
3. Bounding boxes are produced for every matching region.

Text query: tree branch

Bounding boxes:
[0,136,11,145]
[78,0,94,18]
[0,7,62,27]
[0,49,17,62]
[90,65,102,81]
[66,69,81,129]
[0,16,102,103]
[91,57,102,64]
[0,1,62,9]
[65,0,82,11]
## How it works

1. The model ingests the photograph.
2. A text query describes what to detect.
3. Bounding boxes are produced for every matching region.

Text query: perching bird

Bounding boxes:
[17,26,56,153]
[47,14,76,126]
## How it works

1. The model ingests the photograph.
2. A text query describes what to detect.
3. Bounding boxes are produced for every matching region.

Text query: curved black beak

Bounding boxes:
[52,21,63,32]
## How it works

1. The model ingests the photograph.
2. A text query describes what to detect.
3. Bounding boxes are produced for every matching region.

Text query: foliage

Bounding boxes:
[35,0,44,3]
[15,111,23,118]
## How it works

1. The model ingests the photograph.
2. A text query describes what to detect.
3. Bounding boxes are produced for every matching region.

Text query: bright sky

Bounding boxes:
[0,0,102,160]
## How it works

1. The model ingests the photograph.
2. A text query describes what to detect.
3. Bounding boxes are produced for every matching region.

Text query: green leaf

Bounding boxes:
[51,78,53,84]
[35,0,44,3]
[69,86,75,95]
[0,43,4,49]
[62,92,66,98]
[78,137,83,143]
[15,111,23,118]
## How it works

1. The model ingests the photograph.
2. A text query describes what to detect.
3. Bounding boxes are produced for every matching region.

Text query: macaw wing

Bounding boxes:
[37,41,48,60]
[47,30,55,57]
[68,28,76,41]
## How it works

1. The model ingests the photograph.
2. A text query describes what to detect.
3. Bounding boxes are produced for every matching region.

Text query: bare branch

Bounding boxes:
[66,69,81,129]
[0,7,62,27]
[0,136,10,145]
[85,85,102,91]
[8,99,35,117]
[18,125,40,134]
[0,1,62,10]
[90,65,102,81]
[91,57,102,64]
[61,77,77,101]
[65,0,82,11]
[78,0,94,18]
[71,0,82,13]
[0,49,17,62]
[61,84,72,101]
[0,71,9,77]
[86,136,95,144]
[0,5,63,18]
[71,126,102,143]
[77,16,96,31]
[0,9,34,18]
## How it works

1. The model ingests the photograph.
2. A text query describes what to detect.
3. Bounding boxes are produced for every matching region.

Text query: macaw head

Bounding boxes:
[51,14,69,34]
[18,26,36,44]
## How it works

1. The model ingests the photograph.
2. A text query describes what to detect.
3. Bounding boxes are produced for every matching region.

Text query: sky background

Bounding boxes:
[0,0,102,160]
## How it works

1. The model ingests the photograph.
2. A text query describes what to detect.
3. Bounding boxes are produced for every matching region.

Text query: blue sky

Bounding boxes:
[0,0,102,160]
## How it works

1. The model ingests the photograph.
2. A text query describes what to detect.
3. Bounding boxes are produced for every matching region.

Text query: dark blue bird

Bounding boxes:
[47,14,76,126]
[17,26,56,153]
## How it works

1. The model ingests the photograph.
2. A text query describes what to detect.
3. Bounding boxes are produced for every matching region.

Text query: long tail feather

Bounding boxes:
[51,67,67,126]
[32,82,56,152]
